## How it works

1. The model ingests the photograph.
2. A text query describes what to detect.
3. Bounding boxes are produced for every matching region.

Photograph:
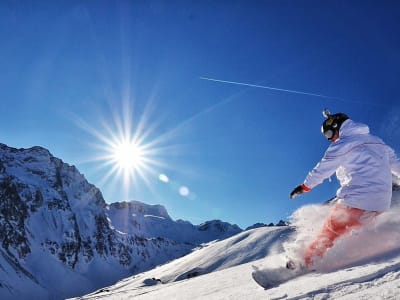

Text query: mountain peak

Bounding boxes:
[109,200,171,220]
[0,142,243,299]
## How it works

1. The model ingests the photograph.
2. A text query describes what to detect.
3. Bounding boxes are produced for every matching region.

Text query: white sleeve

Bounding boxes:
[304,150,342,189]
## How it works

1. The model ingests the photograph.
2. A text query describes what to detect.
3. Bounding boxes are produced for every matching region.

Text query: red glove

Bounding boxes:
[290,184,310,199]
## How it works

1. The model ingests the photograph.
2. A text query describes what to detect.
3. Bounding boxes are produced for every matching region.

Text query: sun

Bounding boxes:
[111,140,145,171]
[105,134,153,190]
[75,99,167,198]
[74,97,198,202]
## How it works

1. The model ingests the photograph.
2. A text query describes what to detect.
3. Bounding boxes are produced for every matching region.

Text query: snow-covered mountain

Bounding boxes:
[107,201,241,244]
[0,143,241,300]
[72,190,400,300]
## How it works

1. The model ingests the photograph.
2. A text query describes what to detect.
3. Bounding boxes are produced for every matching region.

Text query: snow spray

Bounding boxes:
[283,192,400,272]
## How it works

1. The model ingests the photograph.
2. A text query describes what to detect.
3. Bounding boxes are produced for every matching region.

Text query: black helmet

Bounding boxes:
[321,109,349,141]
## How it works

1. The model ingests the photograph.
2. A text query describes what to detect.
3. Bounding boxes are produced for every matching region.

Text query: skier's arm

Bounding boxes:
[303,151,342,190]
[290,144,342,199]
[290,151,341,199]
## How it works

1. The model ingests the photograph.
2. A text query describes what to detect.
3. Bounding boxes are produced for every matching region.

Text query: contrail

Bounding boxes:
[200,76,334,99]
[200,76,388,108]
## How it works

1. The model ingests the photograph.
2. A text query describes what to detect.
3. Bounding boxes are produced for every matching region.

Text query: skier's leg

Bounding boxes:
[304,204,376,266]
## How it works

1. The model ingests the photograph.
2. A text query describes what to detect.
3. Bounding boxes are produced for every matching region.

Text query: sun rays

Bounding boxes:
[72,91,201,203]
[73,99,167,199]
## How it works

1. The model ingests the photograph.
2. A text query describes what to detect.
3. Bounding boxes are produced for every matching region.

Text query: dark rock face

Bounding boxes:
[0,176,30,259]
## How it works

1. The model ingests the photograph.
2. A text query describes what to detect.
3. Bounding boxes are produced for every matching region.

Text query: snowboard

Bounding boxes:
[251,265,310,289]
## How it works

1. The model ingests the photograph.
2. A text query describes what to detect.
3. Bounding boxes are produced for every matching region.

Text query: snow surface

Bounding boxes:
[72,191,400,300]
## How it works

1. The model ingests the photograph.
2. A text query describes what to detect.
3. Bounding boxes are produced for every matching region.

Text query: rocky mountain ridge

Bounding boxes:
[0,143,241,299]
[107,200,242,244]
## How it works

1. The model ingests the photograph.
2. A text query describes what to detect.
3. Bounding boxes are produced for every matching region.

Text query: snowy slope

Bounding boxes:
[73,190,400,300]
[81,250,400,300]
[74,249,400,300]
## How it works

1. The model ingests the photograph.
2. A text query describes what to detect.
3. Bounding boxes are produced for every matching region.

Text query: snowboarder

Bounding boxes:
[289,109,400,269]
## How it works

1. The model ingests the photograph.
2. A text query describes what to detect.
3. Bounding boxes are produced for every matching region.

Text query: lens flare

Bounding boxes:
[158,173,170,183]
[179,186,190,197]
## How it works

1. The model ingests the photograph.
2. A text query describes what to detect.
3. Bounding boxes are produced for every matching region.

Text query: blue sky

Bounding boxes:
[1,1,400,229]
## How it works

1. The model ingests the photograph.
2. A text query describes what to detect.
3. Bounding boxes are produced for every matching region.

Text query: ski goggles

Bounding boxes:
[321,118,338,141]
[321,127,335,140]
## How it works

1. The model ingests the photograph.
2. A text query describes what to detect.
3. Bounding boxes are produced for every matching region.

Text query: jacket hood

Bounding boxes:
[339,119,370,137]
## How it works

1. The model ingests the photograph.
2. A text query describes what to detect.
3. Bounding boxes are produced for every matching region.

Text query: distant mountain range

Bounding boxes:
[0,143,256,300]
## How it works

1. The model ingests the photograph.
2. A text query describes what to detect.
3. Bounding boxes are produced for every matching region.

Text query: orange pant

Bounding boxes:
[304,203,379,266]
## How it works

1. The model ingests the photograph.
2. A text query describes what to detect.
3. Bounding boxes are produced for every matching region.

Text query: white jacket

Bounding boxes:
[304,119,400,212]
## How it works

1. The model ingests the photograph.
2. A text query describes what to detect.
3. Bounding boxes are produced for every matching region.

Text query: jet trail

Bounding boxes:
[200,76,387,108]
[200,76,334,99]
